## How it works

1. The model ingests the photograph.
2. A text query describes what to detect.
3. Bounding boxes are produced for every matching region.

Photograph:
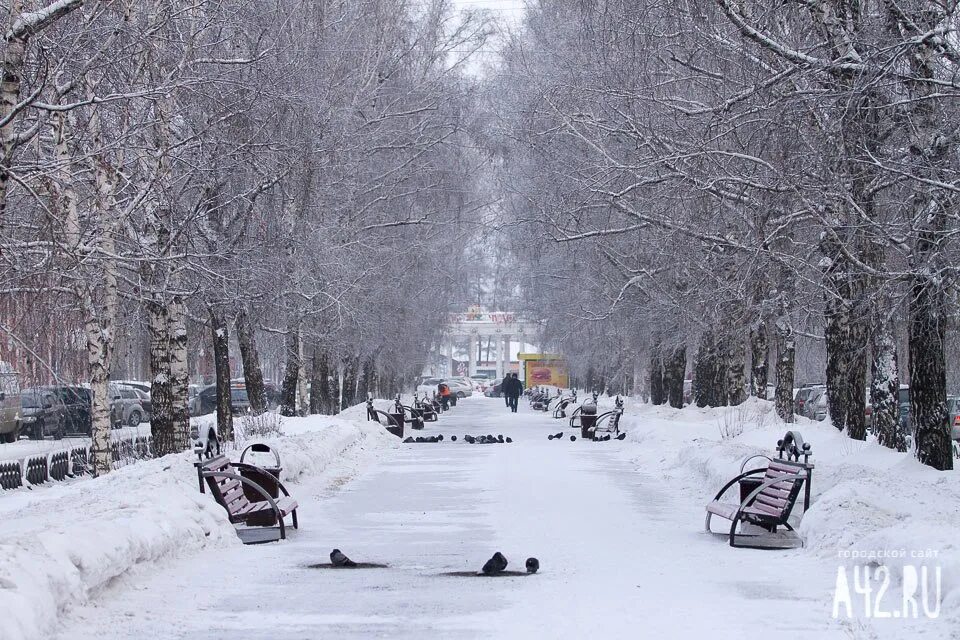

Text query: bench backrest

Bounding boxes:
[750,460,807,519]
[202,456,251,517]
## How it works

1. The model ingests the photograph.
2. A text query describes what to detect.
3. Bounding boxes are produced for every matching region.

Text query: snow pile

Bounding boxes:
[0,410,396,640]
[616,396,960,621]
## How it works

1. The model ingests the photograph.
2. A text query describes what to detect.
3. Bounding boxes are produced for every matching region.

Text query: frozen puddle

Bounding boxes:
[52,397,944,640]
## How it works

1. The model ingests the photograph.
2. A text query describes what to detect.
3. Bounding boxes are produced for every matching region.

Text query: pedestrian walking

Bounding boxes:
[505,372,523,413]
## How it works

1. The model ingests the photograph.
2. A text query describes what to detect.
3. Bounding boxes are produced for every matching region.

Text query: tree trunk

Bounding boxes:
[871,312,902,451]
[148,300,174,456]
[749,322,768,398]
[664,346,686,409]
[280,322,300,417]
[695,330,726,408]
[209,306,233,442]
[296,336,309,415]
[340,356,357,411]
[774,320,795,422]
[168,295,190,453]
[235,308,267,415]
[649,342,664,405]
[726,337,746,406]
[309,347,322,414]
[899,11,953,471]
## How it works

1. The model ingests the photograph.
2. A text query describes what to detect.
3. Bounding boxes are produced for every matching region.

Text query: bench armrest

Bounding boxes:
[231,461,295,498]
[712,467,768,501]
[202,470,282,518]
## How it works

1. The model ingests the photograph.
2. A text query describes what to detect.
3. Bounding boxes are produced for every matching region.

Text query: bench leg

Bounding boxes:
[704,511,714,533]
[292,508,299,530]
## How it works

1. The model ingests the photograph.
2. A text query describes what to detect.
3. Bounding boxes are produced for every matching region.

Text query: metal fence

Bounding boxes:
[0,435,154,491]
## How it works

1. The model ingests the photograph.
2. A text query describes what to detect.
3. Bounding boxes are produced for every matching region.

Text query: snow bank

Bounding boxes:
[0,409,397,640]
[616,396,960,622]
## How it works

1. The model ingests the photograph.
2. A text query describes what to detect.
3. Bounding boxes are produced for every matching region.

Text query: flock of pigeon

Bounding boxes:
[403,434,513,444]
[330,549,539,576]
[546,431,627,442]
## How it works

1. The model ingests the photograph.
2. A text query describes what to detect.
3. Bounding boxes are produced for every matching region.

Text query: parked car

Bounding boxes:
[415,377,443,397]
[484,377,507,398]
[794,384,825,417]
[110,384,148,427]
[803,387,829,421]
[948,396,960,441]
[49,385,93,435]
[20,388,68,439]
[446,377,474,398]
[191,383,261,416]
[0,363,22,442]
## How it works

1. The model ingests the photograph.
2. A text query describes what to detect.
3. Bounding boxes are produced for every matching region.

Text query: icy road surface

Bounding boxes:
[54,397,935,640]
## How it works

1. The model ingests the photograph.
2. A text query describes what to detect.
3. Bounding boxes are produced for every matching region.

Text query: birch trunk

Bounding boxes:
[0,0,26,224]
[726,337,747,406]
[898,9,953,470]
[148,300,174,456]
[309,347,324,414]
[280,322,300,417]
[774,320,795,422]
[209,306,233,442]
[871,312,902,451]
[749,322,768,398]
[168,295,189,452]
[236,308,267,415]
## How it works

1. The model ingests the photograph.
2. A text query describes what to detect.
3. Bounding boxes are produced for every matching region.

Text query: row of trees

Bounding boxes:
[488,0,960,470]
[0,0,488,474]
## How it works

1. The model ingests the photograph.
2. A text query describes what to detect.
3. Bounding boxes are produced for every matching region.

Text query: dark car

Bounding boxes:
[20,388,68,440]
[191,384,260,416]
[48,385,93,435]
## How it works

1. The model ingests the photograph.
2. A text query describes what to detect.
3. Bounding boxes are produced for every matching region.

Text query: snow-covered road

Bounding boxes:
[52,397,939,640]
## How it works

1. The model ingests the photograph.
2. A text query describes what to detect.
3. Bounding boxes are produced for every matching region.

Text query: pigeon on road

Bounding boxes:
[616,432,626,440]
[330,549,356,568]
[526,558,539,574]
[482,552,509,575]
[570,435,577,441]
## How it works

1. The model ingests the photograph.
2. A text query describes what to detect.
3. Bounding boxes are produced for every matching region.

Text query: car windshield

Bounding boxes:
[898,388,910,404]
[231,388,248,402]
[21,393,40,407]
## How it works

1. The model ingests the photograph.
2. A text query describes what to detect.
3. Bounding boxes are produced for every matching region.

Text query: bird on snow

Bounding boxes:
[526,557,539,574]
[403,437,414,443]
[553,432,563,440]
[616,432,626,440]
[437,434,444,441]
[482,552,509,574]
[451,435,457,442]
[497,435,504,443]
[548,434,554,440]
[505,437,512,443]
[465,435,475,444]
[570,435,577,442]
[330,549,356,568]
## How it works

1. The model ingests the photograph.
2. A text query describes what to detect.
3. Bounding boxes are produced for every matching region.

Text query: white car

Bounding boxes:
[445,378,474,398]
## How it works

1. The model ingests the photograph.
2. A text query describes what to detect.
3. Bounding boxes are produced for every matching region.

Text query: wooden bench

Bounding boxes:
[199,456,299,544]
[704,458,808,549]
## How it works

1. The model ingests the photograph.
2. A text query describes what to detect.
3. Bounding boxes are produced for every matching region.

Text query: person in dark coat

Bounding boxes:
[505,372,523,413]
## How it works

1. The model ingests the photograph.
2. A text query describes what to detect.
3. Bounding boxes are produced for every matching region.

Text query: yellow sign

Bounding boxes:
[518,353,569,388]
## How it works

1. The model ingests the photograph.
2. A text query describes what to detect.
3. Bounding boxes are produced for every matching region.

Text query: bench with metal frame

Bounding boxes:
[552,389,578,419]
[704,431,813,550]
[197,455,299,545]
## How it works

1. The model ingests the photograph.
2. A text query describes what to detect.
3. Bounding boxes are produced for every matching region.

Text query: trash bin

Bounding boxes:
[239,444,282,527]
[739,476,763,505]
[580,403,598,439]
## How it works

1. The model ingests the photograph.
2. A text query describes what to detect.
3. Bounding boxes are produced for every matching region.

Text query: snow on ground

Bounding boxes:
[0,396,944,639]
[3,395,957,639]
[614,396,960,633]
[0,410,396,640]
